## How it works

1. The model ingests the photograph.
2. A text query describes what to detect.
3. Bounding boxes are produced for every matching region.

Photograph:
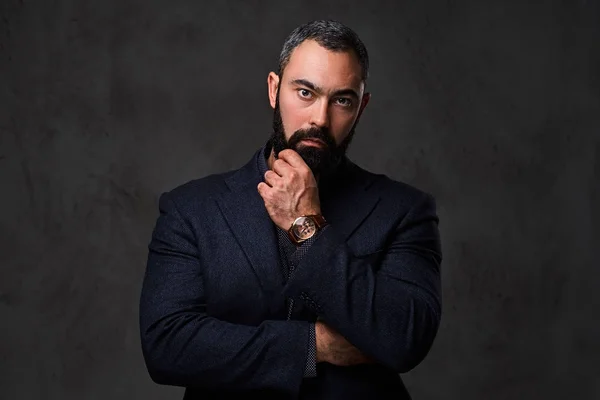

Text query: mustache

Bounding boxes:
[288,127,336,149]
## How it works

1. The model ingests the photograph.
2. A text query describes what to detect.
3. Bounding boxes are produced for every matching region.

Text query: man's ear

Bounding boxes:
[357,92,371,120]
[267,72,280,109]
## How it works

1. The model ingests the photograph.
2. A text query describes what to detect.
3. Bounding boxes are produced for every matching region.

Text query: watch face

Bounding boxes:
[292,216,317,240]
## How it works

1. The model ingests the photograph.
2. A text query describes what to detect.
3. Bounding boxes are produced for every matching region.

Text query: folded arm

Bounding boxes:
[283,193,442,373]
[139,192,311,394]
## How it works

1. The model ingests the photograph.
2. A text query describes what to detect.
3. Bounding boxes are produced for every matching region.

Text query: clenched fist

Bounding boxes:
[257,149,322,231]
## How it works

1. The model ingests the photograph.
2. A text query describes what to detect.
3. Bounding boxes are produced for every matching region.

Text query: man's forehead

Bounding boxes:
[284,39,363,92]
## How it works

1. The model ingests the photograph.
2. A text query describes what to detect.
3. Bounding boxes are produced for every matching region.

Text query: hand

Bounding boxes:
[257,149,321,231]
[315,321,377,366]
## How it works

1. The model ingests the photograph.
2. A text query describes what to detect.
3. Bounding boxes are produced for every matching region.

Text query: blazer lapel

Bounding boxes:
[216,151,381,295]
[217,151,284,295]
[319,159,381,244]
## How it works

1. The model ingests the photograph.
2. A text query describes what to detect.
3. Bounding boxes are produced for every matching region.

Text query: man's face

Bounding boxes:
[268,39,370,175]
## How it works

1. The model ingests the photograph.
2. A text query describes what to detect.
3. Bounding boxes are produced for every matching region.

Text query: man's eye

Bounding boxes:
[298,89,312,98]
[336,98,352,107]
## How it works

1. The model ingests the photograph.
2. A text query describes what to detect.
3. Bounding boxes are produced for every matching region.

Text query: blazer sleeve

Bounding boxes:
[282,192,442,373]
[139,191,310,395]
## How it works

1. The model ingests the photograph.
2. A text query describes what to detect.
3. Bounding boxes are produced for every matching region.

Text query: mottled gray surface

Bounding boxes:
[1,0,598,399]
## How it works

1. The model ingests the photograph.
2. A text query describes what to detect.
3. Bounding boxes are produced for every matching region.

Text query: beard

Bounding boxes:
[269,95,357,176]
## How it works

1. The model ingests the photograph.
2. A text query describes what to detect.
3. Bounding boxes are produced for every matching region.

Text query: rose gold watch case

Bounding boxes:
[287,215,327,245]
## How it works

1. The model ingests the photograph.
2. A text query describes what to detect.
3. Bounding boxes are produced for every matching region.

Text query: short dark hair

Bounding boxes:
[277,20,369,83]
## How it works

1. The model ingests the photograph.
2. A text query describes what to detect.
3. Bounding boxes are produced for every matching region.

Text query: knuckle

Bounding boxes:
[280,149,292,158]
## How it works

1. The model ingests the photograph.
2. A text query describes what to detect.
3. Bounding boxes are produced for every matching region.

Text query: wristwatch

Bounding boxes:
[287,214,328,245]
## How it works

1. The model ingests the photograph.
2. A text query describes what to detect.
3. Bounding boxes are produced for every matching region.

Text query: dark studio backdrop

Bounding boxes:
[1,0,598,399]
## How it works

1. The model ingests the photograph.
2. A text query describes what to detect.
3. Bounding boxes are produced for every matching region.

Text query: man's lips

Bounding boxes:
[299,138,326,147]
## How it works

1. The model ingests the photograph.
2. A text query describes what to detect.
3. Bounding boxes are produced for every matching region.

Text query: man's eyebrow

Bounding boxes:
[290,78,360,100]
[331,88,360,100]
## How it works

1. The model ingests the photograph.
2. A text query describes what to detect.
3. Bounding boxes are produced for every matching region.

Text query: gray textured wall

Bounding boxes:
[1,0,598,399]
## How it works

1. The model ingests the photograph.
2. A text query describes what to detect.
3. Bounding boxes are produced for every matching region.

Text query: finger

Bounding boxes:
[277,149,308,169]
[272,158,294,177]
[257,182,270,196]
[263,170,280,187]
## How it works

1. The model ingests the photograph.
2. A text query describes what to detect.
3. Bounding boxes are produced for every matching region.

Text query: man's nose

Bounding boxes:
[309,99,330,128]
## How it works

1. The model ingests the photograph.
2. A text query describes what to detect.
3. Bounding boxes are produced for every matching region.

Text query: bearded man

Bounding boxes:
[139,19,442,400]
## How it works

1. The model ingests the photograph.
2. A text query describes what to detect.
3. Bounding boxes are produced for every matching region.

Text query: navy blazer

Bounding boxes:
[139,146,442,399]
